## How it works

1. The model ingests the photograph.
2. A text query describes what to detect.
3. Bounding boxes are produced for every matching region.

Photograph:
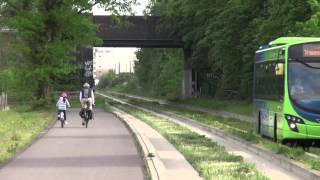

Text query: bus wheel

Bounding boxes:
[258,112,261,134]
[274,114,277,142]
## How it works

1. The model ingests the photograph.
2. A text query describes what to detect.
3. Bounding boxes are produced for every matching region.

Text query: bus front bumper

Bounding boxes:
[306,124,320,139]
[283,124,320,140]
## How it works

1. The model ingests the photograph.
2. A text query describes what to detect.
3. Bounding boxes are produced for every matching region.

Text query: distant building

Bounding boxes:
[93,48,112,78]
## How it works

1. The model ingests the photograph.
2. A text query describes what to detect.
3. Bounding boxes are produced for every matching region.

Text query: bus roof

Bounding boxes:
[256,37,320,62]
[270,37,320,46]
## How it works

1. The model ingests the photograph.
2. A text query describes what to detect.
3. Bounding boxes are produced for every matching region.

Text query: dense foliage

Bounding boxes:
[0,0,136,104]
[97,48,182,100]
[0,32,14,94]
[98,71,138,92]
[134,0,320,100]
[3,0,320,102]
[134,48,182,100]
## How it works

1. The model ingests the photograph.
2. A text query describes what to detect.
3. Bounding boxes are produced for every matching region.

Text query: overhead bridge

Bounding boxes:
[80,16,193,99]
[94,16,183,48]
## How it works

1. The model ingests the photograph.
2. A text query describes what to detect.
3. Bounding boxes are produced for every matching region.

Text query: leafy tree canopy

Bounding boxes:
[134,0,315,100]
[0,0,137,102]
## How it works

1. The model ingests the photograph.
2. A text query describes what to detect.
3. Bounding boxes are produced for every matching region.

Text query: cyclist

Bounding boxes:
[56,93,71,125]
[79,82,95,125]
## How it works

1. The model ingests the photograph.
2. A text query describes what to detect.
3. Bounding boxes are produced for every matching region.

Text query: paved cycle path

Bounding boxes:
[0,109,145,180]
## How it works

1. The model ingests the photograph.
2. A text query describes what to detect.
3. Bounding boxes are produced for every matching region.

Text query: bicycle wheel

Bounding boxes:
[85,118,89,128]
[60,112,65,128]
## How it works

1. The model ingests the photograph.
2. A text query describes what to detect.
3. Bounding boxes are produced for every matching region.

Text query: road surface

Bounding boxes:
[0,109,145,180]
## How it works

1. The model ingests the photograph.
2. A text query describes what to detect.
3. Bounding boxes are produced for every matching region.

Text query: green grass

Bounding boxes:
[101,89,253,116]
[111,102,268,180]
[101,88,157,103]
[0,106,55,164]
[101,92,320,171]
[130,99,257,140]
[124,99,320,171]
[179,98,252,116]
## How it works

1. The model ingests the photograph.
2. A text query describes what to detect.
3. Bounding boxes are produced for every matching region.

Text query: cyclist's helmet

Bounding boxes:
[83,82,90,88]
[61,91,68,98]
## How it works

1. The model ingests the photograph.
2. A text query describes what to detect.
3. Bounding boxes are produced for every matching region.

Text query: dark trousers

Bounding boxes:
[58,110,67,120]
[80,109,92,119]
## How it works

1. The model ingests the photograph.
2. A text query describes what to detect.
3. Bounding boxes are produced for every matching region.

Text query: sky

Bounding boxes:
[92,0,149,16]
[92,0,149,75]
[93,47,137,74]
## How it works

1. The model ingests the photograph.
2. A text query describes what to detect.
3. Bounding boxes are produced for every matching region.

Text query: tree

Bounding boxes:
[134,48,182,100]
[300,0,320,36]
[139,0,314,100]
[0,31,15,95]
[0,0,136,102]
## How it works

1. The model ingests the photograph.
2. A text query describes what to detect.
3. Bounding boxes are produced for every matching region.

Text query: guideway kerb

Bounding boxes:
[98,92,320,180]
[111,106,165,180]
[105,91,320,160]
[109,102,202,180]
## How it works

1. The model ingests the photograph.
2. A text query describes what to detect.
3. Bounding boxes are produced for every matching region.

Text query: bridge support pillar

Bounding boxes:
[182,49,193,99]
[78,47,94,88]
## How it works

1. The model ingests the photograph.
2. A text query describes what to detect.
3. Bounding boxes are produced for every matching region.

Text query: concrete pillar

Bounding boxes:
[182,49,193,99]
[78,47,94,87]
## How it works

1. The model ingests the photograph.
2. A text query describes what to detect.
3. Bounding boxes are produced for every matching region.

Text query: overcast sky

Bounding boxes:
[92,0,149,75]
[93,0,149,16]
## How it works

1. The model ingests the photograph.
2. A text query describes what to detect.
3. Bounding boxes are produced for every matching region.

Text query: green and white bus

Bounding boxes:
[254,37,320,143]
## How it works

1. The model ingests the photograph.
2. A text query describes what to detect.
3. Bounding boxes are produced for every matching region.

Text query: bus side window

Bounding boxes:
[276,61,284,101]
[254,61,284,101]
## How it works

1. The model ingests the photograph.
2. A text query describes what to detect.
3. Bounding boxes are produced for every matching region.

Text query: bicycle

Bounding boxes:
[58,111,66,128]
[83,107,90,128]
[82,102,94,128]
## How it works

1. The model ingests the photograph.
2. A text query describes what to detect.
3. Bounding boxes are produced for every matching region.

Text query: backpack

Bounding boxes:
[82,88,92,98]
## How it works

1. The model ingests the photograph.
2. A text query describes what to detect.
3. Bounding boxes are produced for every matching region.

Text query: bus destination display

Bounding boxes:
[303,43,320,57]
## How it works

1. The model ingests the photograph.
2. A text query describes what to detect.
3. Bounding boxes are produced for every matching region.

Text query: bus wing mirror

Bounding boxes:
[275,63,284,76]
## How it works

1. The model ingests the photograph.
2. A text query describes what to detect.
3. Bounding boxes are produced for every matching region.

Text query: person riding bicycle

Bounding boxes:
[56,93,71,125]
[79,82,95,125]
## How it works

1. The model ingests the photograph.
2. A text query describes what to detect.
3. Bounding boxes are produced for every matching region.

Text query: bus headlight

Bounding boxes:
[285,114,304,132]
[289,123,296,129]
[285,114,305,124]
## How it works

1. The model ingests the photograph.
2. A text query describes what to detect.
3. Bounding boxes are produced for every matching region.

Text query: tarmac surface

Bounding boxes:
[0,108,145,180]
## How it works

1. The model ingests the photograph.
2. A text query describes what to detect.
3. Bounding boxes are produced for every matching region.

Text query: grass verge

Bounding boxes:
[178,98,252,116]
[110,101,268,180]
[124,99,320,171]
[0,106,55,165]
[101,89,252,116]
